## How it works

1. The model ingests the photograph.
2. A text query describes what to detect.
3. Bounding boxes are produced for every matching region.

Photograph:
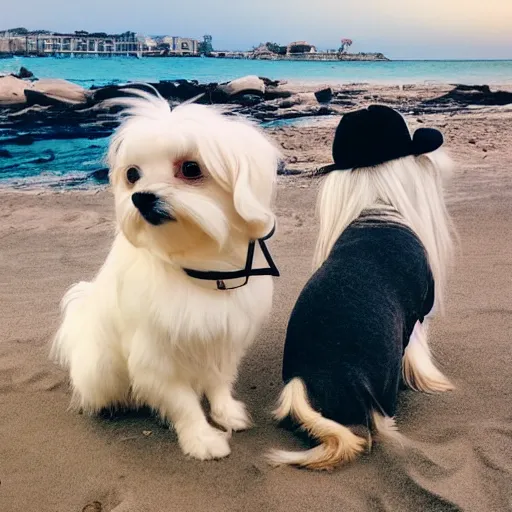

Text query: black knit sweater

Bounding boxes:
[282,216,435,427]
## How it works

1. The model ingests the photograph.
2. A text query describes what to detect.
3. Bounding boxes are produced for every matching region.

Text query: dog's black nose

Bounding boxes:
[132,191,158,211]
[131,192,175,225]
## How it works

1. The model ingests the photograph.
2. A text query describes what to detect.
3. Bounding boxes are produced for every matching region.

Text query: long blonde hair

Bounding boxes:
[313,150,455,312]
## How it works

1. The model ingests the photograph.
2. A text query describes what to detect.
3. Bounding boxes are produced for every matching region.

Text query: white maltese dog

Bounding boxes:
[51,88,281,460]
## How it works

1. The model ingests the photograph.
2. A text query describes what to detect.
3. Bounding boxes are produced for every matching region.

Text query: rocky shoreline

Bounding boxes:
[245,52,389,62]
[1,69,512,187]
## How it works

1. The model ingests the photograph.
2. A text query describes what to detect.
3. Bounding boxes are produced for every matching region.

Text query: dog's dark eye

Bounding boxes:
[180,161,202,180]
[126,167,141,184]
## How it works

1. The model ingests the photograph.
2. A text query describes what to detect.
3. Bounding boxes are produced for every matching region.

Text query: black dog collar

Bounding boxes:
[182,226,280,290]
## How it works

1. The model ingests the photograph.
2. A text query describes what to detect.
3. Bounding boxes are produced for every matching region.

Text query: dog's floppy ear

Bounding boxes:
[231,151,278,239]
[196,110,280,239]
[228,118,281,239]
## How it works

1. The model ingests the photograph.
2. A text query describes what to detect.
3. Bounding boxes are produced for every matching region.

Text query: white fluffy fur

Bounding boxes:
[51,89,281,460]
[313,150,455,312]
[403,319,454,393]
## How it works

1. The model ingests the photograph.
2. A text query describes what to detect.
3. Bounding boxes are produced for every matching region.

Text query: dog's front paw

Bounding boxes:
[179,426,231,461]
[211,398,253,432]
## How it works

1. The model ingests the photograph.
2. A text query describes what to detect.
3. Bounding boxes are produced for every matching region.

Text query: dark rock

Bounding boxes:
[250,111,269,121]
[204,85,230,104]
[256,103,279,112]
[17,66,34,79]
[90,80,229,106]
[424,84,512,107]
[91,83,157,104]
[152,80,209,102]
[232,94,263,107]
[24,89,71,108]
[278,99,299,109]
[264,87,292,100]
[314,88,333,103]
[92,83,161,103]
[218,76,265,98]
[452,84,491,94]
[90,168,109,184]
[317,106,334,116]
[469,138,476,144]
[0,149,12,158]
[259,77,281,87]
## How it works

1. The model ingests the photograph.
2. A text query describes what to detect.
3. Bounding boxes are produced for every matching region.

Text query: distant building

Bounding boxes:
[252,44,274,58]
[0,29,199,56]
[141,36,158,50]
[286,41,317,54]
[153,36,199,55]
[198,35,213,55]
[0,30,141,55]
[170,37,198,55]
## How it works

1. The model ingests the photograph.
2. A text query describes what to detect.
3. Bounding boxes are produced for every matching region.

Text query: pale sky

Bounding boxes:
[2,0,511,59]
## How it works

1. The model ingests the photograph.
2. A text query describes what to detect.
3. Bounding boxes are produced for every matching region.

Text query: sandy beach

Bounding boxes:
[1,86,512,512]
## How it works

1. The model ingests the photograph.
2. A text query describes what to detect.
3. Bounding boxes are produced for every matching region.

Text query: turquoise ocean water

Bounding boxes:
[1,57,511,187]
[2,56,512,87]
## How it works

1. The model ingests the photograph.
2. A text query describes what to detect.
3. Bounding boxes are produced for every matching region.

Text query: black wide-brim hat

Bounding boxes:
[319,104,444,174]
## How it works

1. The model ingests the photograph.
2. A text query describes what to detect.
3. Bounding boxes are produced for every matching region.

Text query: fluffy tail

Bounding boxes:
[50,281,93,366]
[266,378,367,470]
[402,321,454,393]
